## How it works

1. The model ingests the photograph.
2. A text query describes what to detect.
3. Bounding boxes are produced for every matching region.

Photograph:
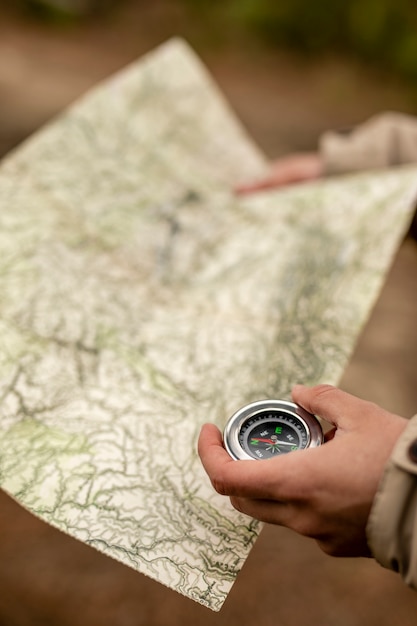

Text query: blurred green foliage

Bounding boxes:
[12,0,417,82]
[184,0,417,81]
[14,0,113,22]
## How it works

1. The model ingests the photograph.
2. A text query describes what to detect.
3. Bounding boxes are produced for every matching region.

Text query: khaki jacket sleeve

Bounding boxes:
[367,414,417,587]
[320,112,417,175]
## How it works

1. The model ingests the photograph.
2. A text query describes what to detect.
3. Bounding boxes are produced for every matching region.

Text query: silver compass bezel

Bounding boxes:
[223,399,323,461]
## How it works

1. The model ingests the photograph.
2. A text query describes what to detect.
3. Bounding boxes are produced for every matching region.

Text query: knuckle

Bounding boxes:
[306,384,338,416]
[291,512,318,538]
[310,383,336,400]
[211,471,229,496]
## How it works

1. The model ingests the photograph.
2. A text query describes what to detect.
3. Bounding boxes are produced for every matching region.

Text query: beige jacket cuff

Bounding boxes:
[320,112,417,175]
[367,414,417,587]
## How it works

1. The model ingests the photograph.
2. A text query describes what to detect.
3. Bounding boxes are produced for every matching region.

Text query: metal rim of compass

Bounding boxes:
[223,399,324,461]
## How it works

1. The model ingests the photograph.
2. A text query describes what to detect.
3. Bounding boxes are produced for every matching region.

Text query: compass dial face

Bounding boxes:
[223,400,323,461]
[239,410,309,460]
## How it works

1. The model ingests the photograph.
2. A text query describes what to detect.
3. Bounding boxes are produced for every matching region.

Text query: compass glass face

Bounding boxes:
[238,410,309,460]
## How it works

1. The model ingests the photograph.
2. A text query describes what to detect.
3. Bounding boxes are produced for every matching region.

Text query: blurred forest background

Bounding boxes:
[7,0,417,82]
[1,0,417,159]
[1,2,417,626]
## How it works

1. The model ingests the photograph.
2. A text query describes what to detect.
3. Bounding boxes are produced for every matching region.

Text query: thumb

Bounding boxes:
[291,384,371,431]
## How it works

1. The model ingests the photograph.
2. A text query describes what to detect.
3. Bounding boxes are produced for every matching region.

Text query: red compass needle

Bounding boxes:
[251,437,275,444]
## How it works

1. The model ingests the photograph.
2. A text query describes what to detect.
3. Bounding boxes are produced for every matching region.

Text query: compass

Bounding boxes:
[223,399,323,461]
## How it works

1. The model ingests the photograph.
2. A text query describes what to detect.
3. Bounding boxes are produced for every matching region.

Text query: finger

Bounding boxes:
[198,423,264,497]
[230,495,289,525]
[234,175,286,195]
[230,497,319,539]
[198,423,293,499]
[197,423,230,466]
[291,384,373,429]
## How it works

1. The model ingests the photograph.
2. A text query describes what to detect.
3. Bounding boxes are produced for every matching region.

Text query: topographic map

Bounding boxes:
[0,39,416,611]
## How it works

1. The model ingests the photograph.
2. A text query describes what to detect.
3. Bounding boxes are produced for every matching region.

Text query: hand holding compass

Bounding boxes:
[198,384,408,557]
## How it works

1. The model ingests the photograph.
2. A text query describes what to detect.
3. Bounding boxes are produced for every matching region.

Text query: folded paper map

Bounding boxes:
[0,39,416,611]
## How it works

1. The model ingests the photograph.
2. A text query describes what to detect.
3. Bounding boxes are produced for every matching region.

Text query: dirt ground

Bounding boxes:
[0,2,417,625]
